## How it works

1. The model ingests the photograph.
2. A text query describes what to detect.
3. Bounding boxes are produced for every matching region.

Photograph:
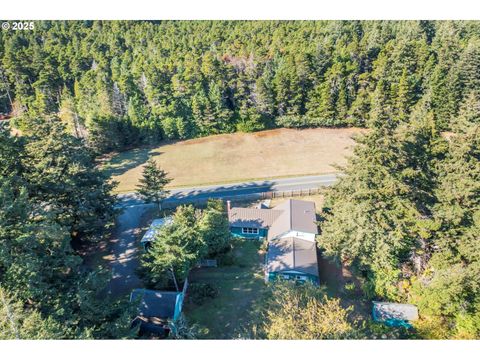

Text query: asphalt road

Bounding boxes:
[117,173,339,208]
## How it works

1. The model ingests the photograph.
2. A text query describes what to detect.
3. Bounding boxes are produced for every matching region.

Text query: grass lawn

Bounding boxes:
[183,238,267,339]
[102,127,364,193]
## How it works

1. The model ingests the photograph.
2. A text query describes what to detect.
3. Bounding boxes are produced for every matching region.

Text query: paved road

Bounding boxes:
[107,173,339,297]
[117,173,339,208]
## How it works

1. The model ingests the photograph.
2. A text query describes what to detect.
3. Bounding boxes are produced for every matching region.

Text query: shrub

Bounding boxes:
[275,115,349,129]
[188,283,219,305]
[217,251,236,266]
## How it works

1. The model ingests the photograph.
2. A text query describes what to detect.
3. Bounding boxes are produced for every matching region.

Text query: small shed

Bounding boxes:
[372,301,419,328]
[140,217,173,248]
[130,288,185,337]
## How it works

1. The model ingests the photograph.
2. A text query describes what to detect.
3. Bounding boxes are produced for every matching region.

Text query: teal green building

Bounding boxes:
[227,199,320,285]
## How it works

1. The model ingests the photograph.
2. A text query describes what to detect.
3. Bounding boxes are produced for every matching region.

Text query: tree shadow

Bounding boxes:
[103,148,162,179]
[164,180,276,206]
[317,250,346,297]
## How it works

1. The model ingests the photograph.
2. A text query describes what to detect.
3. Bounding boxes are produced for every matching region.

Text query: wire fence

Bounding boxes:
[161,187,323,209]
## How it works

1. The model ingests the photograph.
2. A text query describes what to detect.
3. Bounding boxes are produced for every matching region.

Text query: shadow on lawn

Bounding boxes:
[103,148,162,179]
[184,240,266,339]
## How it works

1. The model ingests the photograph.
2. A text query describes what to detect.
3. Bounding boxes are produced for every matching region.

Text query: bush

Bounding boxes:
[361,320,417,340]
[344,282,356,294]
[216,251,236,266]
[275,115,349,129]
[187,283,219,305]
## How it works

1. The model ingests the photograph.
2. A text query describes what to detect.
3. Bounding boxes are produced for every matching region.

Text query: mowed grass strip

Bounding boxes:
[102,127,365,193]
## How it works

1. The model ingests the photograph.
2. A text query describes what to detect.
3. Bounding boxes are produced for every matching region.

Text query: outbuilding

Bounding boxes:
[130,287,185,337]
[140,217,173,249]
[372,301,419,328]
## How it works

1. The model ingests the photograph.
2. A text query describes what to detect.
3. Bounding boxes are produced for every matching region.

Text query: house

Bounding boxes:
[372,302,419,328]
[130,285,186,337]
[266,236,319,284]
[140,217,173,249]
[227,199,319,284]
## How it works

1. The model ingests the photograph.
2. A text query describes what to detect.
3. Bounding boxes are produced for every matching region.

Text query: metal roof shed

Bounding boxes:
[372,301,419,327]
[140,217,173,244]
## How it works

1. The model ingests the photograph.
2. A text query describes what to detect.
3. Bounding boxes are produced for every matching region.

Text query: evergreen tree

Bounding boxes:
[0,287,65,340]
[137,158,171,212]
[410,92,480,339]
[19,116,117,242]
[198,199,232,257]
[320,98,443,299]
[2,21,480,150]
[140,205,206,290]
[0,124,134,340]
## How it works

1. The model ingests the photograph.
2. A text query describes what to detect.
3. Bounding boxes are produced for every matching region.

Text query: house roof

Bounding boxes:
[268,199,318,240]
[140,217,173,243]
[228,199,318,240]
[130,289,179,319]
[228,207,283,229]
[266,237,319,277]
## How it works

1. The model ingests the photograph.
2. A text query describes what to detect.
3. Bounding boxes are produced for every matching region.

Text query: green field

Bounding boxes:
[102,127,364,193]
[183,239,267,339]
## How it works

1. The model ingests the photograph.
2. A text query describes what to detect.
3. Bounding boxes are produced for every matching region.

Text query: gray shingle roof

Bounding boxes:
[268,199,318,240]
[228,207,283,228]
[267,237,319,277]
[228,199,318,239]
[130,289,179,319]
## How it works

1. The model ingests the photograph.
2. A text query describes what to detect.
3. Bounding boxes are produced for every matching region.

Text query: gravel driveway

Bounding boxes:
[106,204,152,297]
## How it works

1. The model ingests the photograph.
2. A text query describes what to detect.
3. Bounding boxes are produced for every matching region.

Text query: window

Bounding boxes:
[242,227,259,234]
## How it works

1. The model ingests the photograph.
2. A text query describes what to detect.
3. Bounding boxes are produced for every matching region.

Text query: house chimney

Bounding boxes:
[226,200,231,217]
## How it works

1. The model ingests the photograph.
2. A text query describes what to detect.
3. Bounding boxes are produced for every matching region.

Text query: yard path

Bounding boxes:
[105,204,151,297]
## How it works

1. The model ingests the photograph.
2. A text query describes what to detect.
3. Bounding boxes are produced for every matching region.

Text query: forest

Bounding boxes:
[1,20,479,153]
[1,21,480,339]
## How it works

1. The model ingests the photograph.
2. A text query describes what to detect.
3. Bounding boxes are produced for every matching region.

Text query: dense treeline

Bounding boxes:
[0,118,134,339]
[1,21,480,153]
[1,20,480,339]
[320,91,480,339]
